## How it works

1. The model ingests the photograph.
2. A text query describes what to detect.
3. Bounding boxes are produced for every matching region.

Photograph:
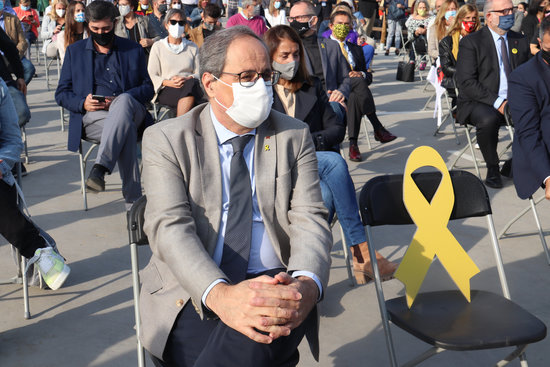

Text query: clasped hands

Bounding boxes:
[205,272,318,344]
[163,75,193,89]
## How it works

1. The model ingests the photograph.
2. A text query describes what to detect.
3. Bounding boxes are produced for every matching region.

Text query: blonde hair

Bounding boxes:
[446,3,480,36]
[434,0,458,40]
[49,0,69,21]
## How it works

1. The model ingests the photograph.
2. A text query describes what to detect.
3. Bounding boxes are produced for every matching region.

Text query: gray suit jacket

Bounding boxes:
[139,103,333,359]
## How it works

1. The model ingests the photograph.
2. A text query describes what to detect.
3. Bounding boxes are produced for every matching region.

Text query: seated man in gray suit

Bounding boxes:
[140,25,333,367]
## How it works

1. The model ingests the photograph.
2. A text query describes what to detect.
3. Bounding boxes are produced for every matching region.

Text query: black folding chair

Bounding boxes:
[359,170,547,366]
[127,195,148,367]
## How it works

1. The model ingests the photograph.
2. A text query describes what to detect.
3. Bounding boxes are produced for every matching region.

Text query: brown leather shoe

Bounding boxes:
[374,128,397,143]
[351,242,398,284]
[349,144,362,162]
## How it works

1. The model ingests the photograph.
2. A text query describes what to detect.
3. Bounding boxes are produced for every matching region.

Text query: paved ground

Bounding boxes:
[1,48,550,367]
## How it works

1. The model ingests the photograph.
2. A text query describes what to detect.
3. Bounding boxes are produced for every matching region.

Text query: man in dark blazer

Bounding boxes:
[328,9,396,161]
[55,1,154,208]
[289,1,350,124]
[509,17,550,201]
[455,0,530,188]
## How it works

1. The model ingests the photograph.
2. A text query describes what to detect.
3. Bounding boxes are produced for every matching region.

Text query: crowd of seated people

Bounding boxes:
[2,0,537,304]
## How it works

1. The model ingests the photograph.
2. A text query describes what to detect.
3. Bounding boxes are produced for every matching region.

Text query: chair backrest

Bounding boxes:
[127,195,148,246]
[359,170,492,227]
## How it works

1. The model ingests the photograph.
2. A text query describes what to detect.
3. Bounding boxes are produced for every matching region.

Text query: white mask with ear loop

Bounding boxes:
[213,76,273,128]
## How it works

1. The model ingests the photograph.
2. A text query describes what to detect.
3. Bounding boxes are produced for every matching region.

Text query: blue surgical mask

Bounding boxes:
[21,5,30,10]
[75,12,85,22]
[498,13,514,31]
[0,0,4,12]
[444,10,456,20]
[274,1,281,9]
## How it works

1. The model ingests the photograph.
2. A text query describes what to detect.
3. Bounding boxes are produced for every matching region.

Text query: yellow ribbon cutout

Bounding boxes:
[395,146,480,308]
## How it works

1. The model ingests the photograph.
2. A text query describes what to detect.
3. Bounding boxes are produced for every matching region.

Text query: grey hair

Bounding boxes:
[199,25,267,81]
[163,8,186,26]
[414,0,430,14]
[241,0,256,8]
[483,0,494,16]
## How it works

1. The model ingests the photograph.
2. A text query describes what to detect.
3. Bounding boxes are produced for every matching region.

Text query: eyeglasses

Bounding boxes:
[219,70,281,87]
[287,14,314,22]
[490,7,514,15]
[169,19,186,26]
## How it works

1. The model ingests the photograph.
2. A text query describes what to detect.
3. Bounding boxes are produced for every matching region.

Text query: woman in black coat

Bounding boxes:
[264,25,398,284]
[438,3,480,106]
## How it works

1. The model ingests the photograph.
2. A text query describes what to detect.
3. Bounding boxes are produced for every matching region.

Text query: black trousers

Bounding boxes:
[467,102,506,168]
[347,77,377,140]
[151,270,315,367]
[0,180,45,258]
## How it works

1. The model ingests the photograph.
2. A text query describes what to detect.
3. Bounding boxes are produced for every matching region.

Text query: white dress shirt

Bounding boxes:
[488,27,509,110]
[202,107,323,306]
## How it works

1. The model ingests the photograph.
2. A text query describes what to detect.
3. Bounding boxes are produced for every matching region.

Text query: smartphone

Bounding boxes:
[92,95,106,102]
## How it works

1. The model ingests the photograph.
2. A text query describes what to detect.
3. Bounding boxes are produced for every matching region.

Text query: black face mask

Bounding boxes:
[290,19,310,36]
[539,6,546,12]
[541,48,550,65]
[158,4,167,13]
[90,28,115,47]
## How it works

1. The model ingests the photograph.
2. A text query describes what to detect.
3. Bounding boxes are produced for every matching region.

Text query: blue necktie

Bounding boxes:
[219,135,253,283]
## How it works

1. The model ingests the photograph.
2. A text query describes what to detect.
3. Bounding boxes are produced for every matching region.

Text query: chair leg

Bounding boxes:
[131,243,146,367]
[21,126,29,164]
[60,106,65,132]
[361,116,373,151]
[529,198,550,265]
[365,226,399,367]
[495,344,528,367]
[79,145,88,211]
[21,253,31,319]
[338,223,355,287]
[464,127,481,178]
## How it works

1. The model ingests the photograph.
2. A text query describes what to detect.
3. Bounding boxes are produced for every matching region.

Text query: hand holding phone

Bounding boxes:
[92,94,106,102]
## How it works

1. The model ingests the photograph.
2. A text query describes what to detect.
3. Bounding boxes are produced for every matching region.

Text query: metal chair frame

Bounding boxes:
[78,138,100,211]
[0,162,31,319]
[127,196,148,367]
[360,170,546,367]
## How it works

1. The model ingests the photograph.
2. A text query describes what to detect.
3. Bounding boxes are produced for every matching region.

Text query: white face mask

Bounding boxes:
[168,23,185,38]
[56,8,65,17]
[141,3,149,9]
[214,77,273,129]
[171,3,181,8]
[119,5,131,16]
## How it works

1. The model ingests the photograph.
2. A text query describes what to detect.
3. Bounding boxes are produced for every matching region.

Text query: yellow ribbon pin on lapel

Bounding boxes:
[265,145,270,151]
[395,146,480,308]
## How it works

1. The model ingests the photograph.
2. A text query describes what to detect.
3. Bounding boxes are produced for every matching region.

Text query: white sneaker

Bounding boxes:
[27,247,70,290]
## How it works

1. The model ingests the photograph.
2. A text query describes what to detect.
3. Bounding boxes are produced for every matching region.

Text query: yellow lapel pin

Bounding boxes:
[512,48,518,54]
[265,145,270,151]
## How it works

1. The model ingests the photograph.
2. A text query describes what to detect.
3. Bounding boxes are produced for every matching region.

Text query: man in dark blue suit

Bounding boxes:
[509,17,550,201]
[55,1,154,209]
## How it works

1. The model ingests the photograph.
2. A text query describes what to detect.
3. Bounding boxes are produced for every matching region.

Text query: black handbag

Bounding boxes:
[396,61,415,82]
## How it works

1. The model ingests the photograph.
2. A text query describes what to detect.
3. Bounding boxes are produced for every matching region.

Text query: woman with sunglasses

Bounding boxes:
[148,9,202,116]
[265,25,398,284]
[114,0,158,55]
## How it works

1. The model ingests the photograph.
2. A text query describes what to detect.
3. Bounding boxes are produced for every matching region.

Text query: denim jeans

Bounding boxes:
[8,85,31,127]
[316,151,366,247]
[329,101,346,126]
[386,19,403,50]
[0,79,23,185]
[21,57,35,85]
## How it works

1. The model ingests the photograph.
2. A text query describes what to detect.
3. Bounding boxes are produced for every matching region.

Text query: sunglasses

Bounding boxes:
[169,19,185,26]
